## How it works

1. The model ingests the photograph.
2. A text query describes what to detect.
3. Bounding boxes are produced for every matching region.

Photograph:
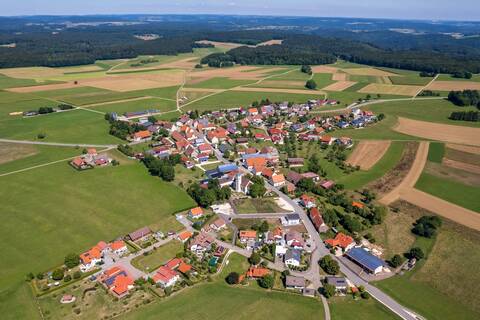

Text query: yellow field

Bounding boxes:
[427,81,480,91]
[343,67,398,77]
[0,66,64,79]
[322,81,357,91]
[358,83,423,96]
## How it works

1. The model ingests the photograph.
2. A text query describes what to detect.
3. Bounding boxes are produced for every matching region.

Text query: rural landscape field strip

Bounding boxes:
[346,140,392,170]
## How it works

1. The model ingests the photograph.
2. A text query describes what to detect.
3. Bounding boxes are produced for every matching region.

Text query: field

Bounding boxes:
[186,77,256,89]
[87,97,177,114]
[346,140,392,170]
[342,67,398,77]
[322,81,357,92]
[0,158,196,319]
[358,83,422,96]
[131,240,184,272]
[121,253,325,320]
[376,220,480,320]
[329,297,400,320]
[427,80,480,91]
[233,198,287,214]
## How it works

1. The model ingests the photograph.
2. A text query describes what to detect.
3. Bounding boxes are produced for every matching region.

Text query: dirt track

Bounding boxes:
[394,117,480,147]
[401,188,480,231]
[379,141,429,205]
[347,140,391,170]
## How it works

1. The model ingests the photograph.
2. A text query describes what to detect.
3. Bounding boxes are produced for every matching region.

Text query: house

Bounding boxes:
[70,157,90,170]
[309,207,328,233]
[352,201,365,209]
[234,173,253,194]
[239,230,257,243]
[248,108,258,116]
[190,233,214,256]
[325,232,355,252]
[284,181,296,194]
[246,267,270,278]
[321,135,334,145]
[325,276,348,294]
[153,266,180,288]
[287,158,304,167]
[110,240,128,256]
[286,171,303,185]
[320,180,335,190]
[188,207,204,219]
[177,231,193,243]
[127,227,152,242]
[285,230,304,249]
[244,157,267,171]
[177,262,193,274]
[270,173,286,187]
[132,130,152,142]
[281,213,301,226]
[165,258,182,270]
[100,267,134,297]
[301,172,320,182]
[79,245,103,272]
[345,247,386,275]
[285,275,306,290]
[210,218,227,231]
[300,194,316,208]
[284,249,301,267]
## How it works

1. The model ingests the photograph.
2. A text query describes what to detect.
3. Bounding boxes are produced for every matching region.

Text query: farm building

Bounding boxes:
[345,247,386,274]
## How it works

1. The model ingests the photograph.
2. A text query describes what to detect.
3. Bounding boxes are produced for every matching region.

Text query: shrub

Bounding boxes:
[225,272,240,285]
[258,274,274,289]
[64,275,72,282]
[319,255,340,275]
[321,283,336,299]
[51,269,64,281]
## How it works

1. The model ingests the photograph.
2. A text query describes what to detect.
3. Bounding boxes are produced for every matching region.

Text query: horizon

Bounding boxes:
[2,0,480,21]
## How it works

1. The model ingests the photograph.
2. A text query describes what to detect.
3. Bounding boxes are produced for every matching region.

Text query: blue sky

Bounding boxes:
[2,0,479,21]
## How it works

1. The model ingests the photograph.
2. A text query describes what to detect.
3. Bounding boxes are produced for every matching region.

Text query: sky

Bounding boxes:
[1,0,480,21]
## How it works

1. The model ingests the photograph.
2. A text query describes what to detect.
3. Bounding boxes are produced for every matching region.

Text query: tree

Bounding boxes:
[249,252,262,265]
[258,274,274,289]
[412,216,442,238]
[321,283,336,298]
[51,269,64,281]
[301,65,312,75]
[249,182,266,198]
[25,273,35,282]
[64,253,80,269]
[259,220,270,233]
[305,79,317,90]
[361,291,370,299]
[226,272,240,285]
[407,247,425,260]
[319,255,340,275]
[389,254,405,268]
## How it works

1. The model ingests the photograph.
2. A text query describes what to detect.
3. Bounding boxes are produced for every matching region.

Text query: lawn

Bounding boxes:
[58,90,148,106]
[415,172,480,212]
[88,97,177,114]
[0,108,121,144]
[121,253,325,320]
[0,160,195,319]
[185,90,325,112]
[337,142,406,190]
[186,77,256,89]
[233,197,287,214]
[375,222,480,320]
[329,296,400,320]
[131,240,184,272]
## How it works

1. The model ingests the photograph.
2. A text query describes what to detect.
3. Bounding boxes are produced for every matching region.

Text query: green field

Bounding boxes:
[330,297,400,320]
[427,142,445,163]
[348,75,387,84]
[338,142,406,190]
[186,77,256,89]
[389,75,432,86]
[436,74,480,82]
[415,172,480,212]
[131,240,184,272]
[88,97,177,114]
[269,69,310,81]
[0,160,195,319]
[234,197,286,214]
[58,90,148,106]
[0,74,61,89]
[313,73,335,88]
[0,108,121,144]
[121,253,325,320]
[376,222,480,320]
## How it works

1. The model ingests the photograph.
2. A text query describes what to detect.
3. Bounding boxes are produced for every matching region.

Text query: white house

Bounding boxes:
[153,266,180,288]
[284,249,301,267]
[281,213,301,226]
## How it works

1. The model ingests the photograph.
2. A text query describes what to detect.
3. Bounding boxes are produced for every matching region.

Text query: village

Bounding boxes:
[39,97,413,317]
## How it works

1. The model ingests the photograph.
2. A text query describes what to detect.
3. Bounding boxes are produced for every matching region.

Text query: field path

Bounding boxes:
[379,141,429,205]
[413,74,439,98]
[401,188,480,231]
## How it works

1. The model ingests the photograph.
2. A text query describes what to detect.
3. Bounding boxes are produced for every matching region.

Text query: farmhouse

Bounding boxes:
[153,266,180,288]
[309,207,328,232]
[345,247,386,275]
[132,130,152,142]
[325,232,355,252]
[127,226,152,242]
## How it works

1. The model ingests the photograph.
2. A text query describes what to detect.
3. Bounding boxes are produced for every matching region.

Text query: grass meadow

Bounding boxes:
[329,296,400,320]
[0,160,195,319]
[88,97,177,114]
[186,77,256,89]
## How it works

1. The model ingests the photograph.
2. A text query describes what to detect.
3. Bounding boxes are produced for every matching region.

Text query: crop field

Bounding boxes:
[0,74,60,90]
[250,80,307,89]
[189,66,288,82]
[0,160,195,319]
[312,73,335,88]
[57,90,147,106]
[346,140,392,170]
[88,97,177,114]
[436,74,480,82]
[322,81,357,91]
[185,77,256,89]
[348,75,391,84]
[376,221,480,320]
[358,83,422,96]
[343,67,398,77]
[426,80,480,91]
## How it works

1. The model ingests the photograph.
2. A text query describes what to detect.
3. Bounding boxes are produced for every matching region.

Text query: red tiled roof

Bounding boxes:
[112,274,134,295]
[246,267,270,278]
[178,262,192,274]
[239,230,257,239]
[190,207,204,216]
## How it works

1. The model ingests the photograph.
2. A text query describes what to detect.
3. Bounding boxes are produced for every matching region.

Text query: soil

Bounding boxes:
[322,81,357,92]
[346,140,391,170]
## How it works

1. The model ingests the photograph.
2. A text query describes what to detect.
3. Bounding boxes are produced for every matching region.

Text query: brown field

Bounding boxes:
[358,83,422,96]
[59,65,104,73]
[0,66,64,79]
[380,76,393,84]
[6,82,81,93]
[427,80,480,91]
[347,140,391,170]
[109,57,198,73]
[332,73,348,81]
[311,65,339,73]
[379,141,428,205]
[394,117,480,146]
[196,40,244,50]
[442,158,480,175]
[232,87,326,95]
[257,80,306,88]
[425,162,480,187]
[256,39,283,46]
[322,81,357,92]
[0,142,38,165]
[401,188,480,231]
[188,66,286,83]
[446,143,480,155]
[343,67,398,77]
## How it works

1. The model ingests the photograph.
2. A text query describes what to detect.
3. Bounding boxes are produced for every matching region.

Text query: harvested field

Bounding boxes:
[372,141,420,199]
[6,82,80,93]
[59,65,104,73]
[257,80,306,88]
[394,117,480,146]
[427,80,480,91]
[332,73,348,81]
[445,146,480,166]
[0,142,37,165]
[446,143,480,155]
[424,162,480,187]
[401,188,480,231]
[232,87,325,95]
[256,39,283,46]
[196,40,244,50]
[110,57,198,73]
[0,66,63,79]
[358,83,422,96]
[347,140,391,170]
[311,65,339,73]
[442,158,480,175]
[343,68,398,77]
[189,66,285,81]
[322,81,357,92]
[181,87,223,93]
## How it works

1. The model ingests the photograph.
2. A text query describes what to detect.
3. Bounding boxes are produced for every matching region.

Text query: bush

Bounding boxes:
[64,253,80,269]
[51,269,64,281]
[406,247,425,260]
[248,252,261,265]
[305,79,317,90]
[412,216,442,238]
[64,275,72,282]
[258,274,274,289]
[361,291,370,299]
[73,271,81,279]
[319,255,340,275]
[226,272,240,285]
[321,283,336,298]
[388,254,405,268]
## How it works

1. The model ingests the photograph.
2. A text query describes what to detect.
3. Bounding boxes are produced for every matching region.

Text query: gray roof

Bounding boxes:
[285,213,300,221]
[128,226,152,241]
[325,276,347,288]
[285,248,301,262]
[285,275,305,287]
[345,247,386,272]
